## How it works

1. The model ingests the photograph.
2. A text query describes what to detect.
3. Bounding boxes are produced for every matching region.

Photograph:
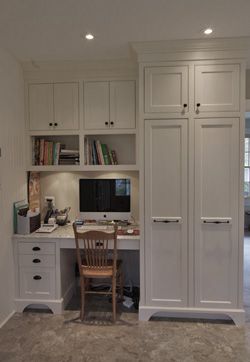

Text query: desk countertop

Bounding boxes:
[13,224,140,240]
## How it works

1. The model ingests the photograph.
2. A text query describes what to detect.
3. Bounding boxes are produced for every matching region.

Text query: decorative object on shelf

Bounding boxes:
[84,136,118,165]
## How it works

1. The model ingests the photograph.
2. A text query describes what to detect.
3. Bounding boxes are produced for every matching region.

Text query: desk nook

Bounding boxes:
[11,38,247,325]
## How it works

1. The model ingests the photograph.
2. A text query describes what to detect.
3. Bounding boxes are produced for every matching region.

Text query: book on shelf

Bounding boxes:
[39,139,45,165]
[101,143,110,165]
[111,150,118,165]
[94,140,103,165]
[34,138,40,165]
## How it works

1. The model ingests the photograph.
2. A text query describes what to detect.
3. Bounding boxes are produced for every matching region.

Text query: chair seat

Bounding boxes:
[80,260,122,278]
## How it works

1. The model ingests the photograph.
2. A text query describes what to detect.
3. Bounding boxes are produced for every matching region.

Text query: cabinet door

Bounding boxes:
[110,81,135,129]
[194,118,239,308]
[144,66,188,113]
[144,119,188,307]
[54,83,79,130]
[28,84,53,131]
[84,81,109,130]
[195,64,240,113]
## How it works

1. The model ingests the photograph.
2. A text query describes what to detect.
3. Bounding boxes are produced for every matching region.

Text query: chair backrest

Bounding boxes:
[73,223,118,271]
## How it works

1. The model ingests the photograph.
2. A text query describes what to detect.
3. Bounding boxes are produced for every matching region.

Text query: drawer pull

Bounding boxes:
[33,258,41,263]
[153,219,180,223]
[33,275,42,280]
[203,220,230,224]
[32,247,41,251]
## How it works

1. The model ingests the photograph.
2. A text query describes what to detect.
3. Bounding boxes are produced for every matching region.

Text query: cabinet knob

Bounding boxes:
[54,122,58,127]
[105,122,109,126]
[33,258,41,263]
[49,123,53,127]
[183,104,187,108]
[32,246,40,251]
[110,121,114,126]
[33,275,42,280]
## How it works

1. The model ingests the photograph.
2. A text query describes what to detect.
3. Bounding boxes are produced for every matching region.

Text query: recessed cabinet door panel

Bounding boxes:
[195,64,240,112]
[28,84,53,131]
[110,81,135,129]
[145,66,188,113]
[19,267,56,299]
[194,118,239,308]
[54,83,79,130]
[145,119,188,307]
[84,81,109,130]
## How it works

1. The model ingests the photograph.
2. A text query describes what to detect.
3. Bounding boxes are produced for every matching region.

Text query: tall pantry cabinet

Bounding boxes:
[134,40,246,325]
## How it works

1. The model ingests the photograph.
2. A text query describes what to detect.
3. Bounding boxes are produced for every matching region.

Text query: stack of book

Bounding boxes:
[32,138,79,166]
[59,149,80,165]
[84,137,118,165]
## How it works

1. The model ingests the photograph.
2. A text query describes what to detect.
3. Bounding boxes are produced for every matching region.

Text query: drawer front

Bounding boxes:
[19,267,56,299]
[18,242,55,255]
[19,254,55,268]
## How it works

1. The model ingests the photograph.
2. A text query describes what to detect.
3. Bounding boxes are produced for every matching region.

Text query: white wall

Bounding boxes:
[0,48,26,326]
[39,171,139,222]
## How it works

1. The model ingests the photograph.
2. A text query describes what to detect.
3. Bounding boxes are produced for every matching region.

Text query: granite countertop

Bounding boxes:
[13,223,140,240]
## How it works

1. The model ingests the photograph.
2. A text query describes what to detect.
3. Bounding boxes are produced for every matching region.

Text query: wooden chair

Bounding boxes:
[73,223,123,322]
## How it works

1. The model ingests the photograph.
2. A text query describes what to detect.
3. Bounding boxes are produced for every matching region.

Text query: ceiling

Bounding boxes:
[1,0,250,62]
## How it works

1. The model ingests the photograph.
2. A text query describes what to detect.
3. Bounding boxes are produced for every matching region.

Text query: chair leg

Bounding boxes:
[112,276,116,322]
[80,275,85,321]
[120,271,124,301]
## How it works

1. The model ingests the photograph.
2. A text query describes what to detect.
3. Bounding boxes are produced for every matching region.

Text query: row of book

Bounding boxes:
[32,138,80,165]
[84,137,118,165]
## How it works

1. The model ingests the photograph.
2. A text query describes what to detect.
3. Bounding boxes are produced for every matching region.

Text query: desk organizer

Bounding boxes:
[17,213,40,234]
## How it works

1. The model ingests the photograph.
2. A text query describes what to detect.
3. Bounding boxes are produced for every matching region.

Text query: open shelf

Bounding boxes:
[84,133,136,166]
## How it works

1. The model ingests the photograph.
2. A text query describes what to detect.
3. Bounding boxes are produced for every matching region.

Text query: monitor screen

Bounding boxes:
[79,178,131,220]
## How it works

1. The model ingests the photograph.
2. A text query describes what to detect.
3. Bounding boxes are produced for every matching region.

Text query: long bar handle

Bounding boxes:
[153,219,180,223]
[203,220,230,224]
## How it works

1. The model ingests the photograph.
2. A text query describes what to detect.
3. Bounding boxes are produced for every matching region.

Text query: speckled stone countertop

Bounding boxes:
[13,223,140,240]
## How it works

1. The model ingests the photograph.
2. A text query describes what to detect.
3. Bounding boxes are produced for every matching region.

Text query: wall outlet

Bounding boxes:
[45,196,55,207]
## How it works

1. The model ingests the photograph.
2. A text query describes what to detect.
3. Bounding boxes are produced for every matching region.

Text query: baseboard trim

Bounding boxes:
[0,310,15,329]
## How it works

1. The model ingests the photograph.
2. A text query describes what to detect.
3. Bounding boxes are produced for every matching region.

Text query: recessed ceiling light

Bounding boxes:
[204,28,213,35]
[85,33,94,40]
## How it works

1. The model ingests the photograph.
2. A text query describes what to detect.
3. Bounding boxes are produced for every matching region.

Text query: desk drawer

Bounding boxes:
[19,267,56,299]
[18,242,55,255]
[19,254,55,268]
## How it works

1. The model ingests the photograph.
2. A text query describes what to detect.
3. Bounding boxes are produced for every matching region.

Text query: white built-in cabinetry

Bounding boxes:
[28,82,79,131]
[135,39,246,325]
[26,76,137,171]
[18,241,56,300]
[84,80,135,129]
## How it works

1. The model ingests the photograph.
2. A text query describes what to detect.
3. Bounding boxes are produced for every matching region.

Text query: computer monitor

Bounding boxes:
[79,178,131,220]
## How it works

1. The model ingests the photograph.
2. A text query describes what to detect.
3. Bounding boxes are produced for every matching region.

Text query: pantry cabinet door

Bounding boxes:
[84,81,110,130]
[54,83,79,130]
[194,118,239,308]
[144,119,188,307]
[194,64,240,113]
[110,81,136,129]
[28,83,54,131]
[144,66,188,114]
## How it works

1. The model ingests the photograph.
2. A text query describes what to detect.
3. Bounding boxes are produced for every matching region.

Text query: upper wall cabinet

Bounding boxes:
[194,64,240,113]
[84,80,136,130]
[28,82,79,131]
[144,66,189,114]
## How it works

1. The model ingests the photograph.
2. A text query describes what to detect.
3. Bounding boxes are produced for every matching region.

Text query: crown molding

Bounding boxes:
[22,58,138,81]
[131,37,250,62]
